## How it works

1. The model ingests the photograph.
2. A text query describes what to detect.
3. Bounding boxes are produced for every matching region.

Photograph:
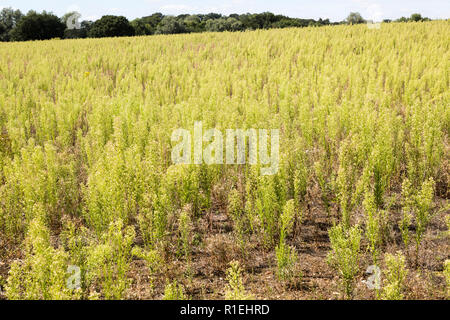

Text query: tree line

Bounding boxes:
[0,7,433,42]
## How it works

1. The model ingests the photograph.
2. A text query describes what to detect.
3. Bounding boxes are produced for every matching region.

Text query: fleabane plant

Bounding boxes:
[5,207,80,300]
[327,223,362,299]
[400,178,435,265]
[413,178,435,265]
[275,200,300,285]
[85,219,135,300]
[444,260,450,298]
[225,261,254,300]
[163,280,187,300]
[381,252,408,300]
[363,191,383,265]
[228,189,249,254]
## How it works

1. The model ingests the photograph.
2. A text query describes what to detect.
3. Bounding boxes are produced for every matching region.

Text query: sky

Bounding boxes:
[1,0,449,22]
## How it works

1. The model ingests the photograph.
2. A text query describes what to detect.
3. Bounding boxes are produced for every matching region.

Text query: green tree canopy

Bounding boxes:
[10,11,64,41]
[131,13,163,36]
[346,12,366,25]
[88,15,135,38]
[410,13,424,22]
[155,16,186,35]
[184,15,201,33]
[0,7,23,41]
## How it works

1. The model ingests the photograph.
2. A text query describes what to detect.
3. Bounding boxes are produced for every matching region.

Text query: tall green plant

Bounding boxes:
[225,261,253,300]
[163,280,186,300]
[327,224,362,299]
[363,191,383,265]
[85,219,135,299]
[228,189,249,254]
[413,178,434,265]
[381,252,408,300]
[5,207,80,300]
[275,200,300,284]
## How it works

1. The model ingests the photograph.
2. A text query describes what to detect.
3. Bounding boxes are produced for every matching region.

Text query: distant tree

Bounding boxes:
[131,18,152,36]
[148,13,164,26]
[0,7,23,41]
[396,14,430,23]
[88,15,134,38]
[184,15,201,33]
[10,11,65,41]
[81,20,94,34]
[410,13,430,22]
[205,18,229,32]
[227,17,243,31]
[258,12,278,28]
[132,13,164,36]
[346,12,366,25]
[272,18,301,29]
[63,28,80,39]
[155,16,186,35]
[410,13,423,22]
[0,23,5,37]
[176,14,190,21]
[6,9,434,42]
[64,20,92,39]
[238,14,256,30]
[204,13,222,20]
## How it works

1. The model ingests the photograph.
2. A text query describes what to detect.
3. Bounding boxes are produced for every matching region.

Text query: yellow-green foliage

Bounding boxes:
[400,179,414,249]
[0,141,78,241]
[446,215,450,238]
[132,247,162,274]
[444,260,450,298]
[83,143,149,234]
[163,280,186,300]
[280,199,296,242]
[363,191,383,265]
[0,21,448,300]
[275,200,300,284]
[327,224,362,299]
[85,219,135,299]
[400,177,435,264]
[5,207,80,300]
[381,252,408,300]
[228,189,249,252]
[414,179,435,251]
[60,217,91,293]
[178,205,194,272]
[255,175,285,247]
[225,261,253,300]
[275,242,299,284]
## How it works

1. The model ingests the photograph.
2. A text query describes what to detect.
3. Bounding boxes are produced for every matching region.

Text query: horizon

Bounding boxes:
[1,0,449,23]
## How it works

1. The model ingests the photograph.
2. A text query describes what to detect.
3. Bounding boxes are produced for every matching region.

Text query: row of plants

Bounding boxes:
[0,21,448,299]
